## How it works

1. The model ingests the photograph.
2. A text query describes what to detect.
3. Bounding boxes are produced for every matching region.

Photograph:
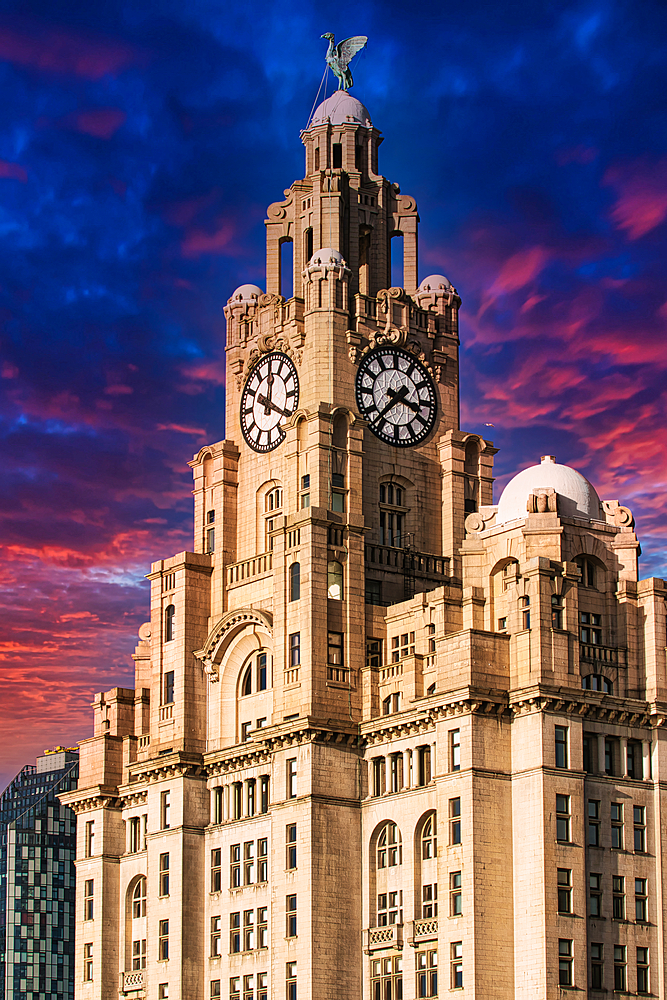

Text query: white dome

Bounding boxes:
[229,283,262,303]
[496,455,602,524]
[308,247,346,266]
[418,274,453,293]
[310,93,371,128]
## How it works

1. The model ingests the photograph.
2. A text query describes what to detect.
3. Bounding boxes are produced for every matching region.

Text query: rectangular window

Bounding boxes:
[230,912,240,954]
[164,670,174,705]
[207,527,215,553]
[229,845,240,888]
[243,909,255,951]
[551,594,564,629]
[211,916,222,957]
[243,841,255,884]
[635,878,648,922]
[422,883,437,918]
[286,962,297,1000]
[589,873,602,917]
[260,776,270,813]
[371,957,401,1000]
[258,838,268,882]
[605,737,617,775]
[247,779,255,816]
[451,942,463,989]
[580,611,602,644]
[449,797,461,845]
[287,758,297,799]
[614,945,626,992]
[230,979,240,1000]
[555,726,568,768]
[287,824,297,869]
[289,633,300,666]
[84,820,95,857]
[258,907,268,949]
[366,638,382,667]
[416,949,438,998]
[588,800,600,846]
[556,795,570,843]
[448,871,462,916]
[558,939,573,987]
[160,790,170,830]
[583,735,595,773]
[213,786,223,824]
[391,632,415,662]
[211,983,221,1000]
[241,722,251,743]
[373,757,384,797]
[327,631,343,664]
[129,816,141,853]
[591,943,603,990]
[627,740,643,779]
[557,869,572,914]
[637,947,649,994]
[233,782,242,820]
[159,986,169,999]
[634,805,646,851]
[158,919,169,961]
[210,847,222,893]
[498,616,507,630]
[612,875,625,919]
[84,879,94,921]
[520,595,530,630]
[159,852,170,896]
[450,729,460,771]
[83,943,93,981]
[132,938,147,970]
[286,894,297,937]
[611,802,623,849]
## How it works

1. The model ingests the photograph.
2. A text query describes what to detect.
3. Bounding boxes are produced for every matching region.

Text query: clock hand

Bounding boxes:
[257,393,290,418]
[390,389,420,415]
[262,373,276,414]
[372,384,409,423]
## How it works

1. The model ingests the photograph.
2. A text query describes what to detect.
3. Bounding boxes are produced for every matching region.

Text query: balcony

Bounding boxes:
[412,918,438,942]
[159,704,173,722]
[364,924,403,953]
[227,551,273,589]
[580,643,627,668]
[120,970,145,994]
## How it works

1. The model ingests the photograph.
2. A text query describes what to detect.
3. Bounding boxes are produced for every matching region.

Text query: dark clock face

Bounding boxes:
[240,352,300,453]
[355,347,437,446]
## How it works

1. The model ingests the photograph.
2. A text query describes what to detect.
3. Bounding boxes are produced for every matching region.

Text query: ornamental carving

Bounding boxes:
[194,608,273,682]
[235,339,303,389]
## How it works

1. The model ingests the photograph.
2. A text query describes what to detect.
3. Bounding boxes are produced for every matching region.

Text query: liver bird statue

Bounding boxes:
[321,33,368,91]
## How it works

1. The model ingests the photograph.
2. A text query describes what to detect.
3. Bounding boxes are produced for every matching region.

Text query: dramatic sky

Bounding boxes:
[1,0,666,788]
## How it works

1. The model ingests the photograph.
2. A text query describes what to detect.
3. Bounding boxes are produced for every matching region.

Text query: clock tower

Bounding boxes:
[64,81,667,1000]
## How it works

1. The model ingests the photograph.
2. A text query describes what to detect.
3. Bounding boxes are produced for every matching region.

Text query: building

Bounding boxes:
[61,89,667,999]
[1,748,79,1000]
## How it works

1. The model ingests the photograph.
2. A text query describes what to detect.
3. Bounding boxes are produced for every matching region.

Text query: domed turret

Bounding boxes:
[496,455,602,524]
[310,93,372,128]
[418,274,453,294]
[228,283,263,304]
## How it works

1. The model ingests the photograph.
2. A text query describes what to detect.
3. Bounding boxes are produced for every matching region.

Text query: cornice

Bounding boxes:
[509,685,653,727]
[58,785,121,814]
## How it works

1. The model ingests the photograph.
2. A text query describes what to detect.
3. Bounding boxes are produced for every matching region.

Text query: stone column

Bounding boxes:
[620,738,628,777]
[403,750,411,790]
[385,755,392,794]
[643,741,651,780]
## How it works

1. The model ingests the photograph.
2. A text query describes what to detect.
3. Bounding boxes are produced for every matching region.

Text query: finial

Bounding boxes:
[321,33,368,91]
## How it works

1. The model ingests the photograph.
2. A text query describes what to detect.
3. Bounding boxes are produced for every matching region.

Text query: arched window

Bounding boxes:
[377,822,402,869]
[132,877,146,918]
[289,563,300,602]
[164,605,175,642]
[242,665,252,697]
[582,674,613,694]
[327,561,343,600]
[379,482,408,548]
[421,814,437,859]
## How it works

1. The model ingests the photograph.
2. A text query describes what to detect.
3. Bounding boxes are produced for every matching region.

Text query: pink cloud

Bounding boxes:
[0,20,141,79]
[0,159,27,182]
[70,108,126,139]
[604,157,667,239]
[181,220,235,258]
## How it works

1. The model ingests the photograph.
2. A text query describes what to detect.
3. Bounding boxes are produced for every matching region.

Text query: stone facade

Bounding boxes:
[62,91,667,1000]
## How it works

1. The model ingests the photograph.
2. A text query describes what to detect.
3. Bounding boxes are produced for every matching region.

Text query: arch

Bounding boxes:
[241,664,252,696]
[289,562,300,602]
[418,811,438,860]
[164,604,175,642]
[414,810,438,919]
[582,673,613,694]
[464,437,480,475]
[124,874,147,972]
[390,231,404,288]
[279,237,294,299]
[376,821,403,869]
[327,561,343,600]
[332,410,349,449]
[573,552,608,591]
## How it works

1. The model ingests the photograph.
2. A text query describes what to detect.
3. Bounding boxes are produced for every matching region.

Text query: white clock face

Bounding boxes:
[355,347,437,446]
[240,352,299,453]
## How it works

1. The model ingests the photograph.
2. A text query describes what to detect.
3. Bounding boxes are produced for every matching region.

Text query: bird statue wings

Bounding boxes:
[321,33,368,91]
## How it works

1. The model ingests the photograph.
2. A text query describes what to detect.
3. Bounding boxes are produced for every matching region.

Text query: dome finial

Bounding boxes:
[321,33,368,91]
